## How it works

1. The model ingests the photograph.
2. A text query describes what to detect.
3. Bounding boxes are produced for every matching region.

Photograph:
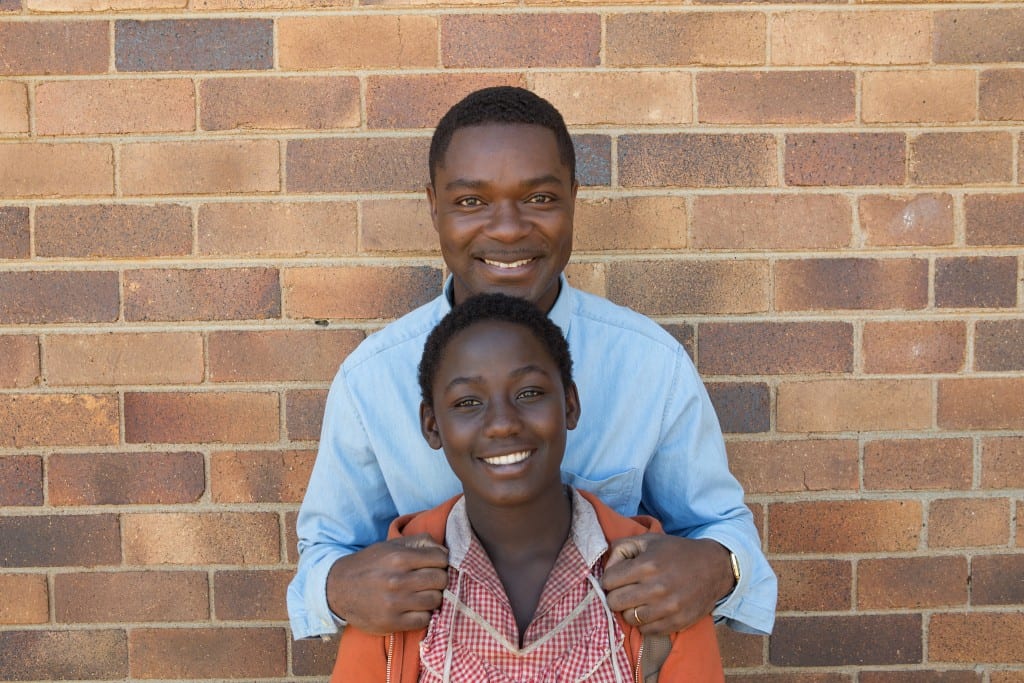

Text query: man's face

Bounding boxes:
[427,123,577,312]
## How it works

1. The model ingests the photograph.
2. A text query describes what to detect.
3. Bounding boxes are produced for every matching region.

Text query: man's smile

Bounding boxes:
[482,257,536,269]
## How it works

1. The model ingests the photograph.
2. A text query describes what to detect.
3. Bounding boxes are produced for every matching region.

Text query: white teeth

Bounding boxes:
[484,258,533,269]
[483,450,531,466]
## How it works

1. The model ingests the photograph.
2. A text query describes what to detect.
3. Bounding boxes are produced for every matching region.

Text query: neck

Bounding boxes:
[463,484,572,564]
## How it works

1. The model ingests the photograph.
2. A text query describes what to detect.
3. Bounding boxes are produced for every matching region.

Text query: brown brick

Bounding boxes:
[980,69,1024,121]
[0,394,119,448]
[36,78,194,135]
[0,574,47,624]
[973,554,1024,605]
[123,512,279,565]
[965,193,1024,246]
[564,262,606,298]
[860,673,980,683]
[729,674,850,683]
[776,258,927,311]
[115,19,272,72]
[698,71,854,123]
[982,437,1024,489]
[36,204,192,258]
[911,132,1014,186]
[0,630,127,680]
[930,613,1024,663]
[785,133,905,186]
[0,514,120,567]
[619,133,776,188]
[0,206,29,260]
[700,321,852,375]
[770,615,921,666]
[367,73,525,129]
[49,451,204,505]
[534,72,693,125]
[717,627,764,669]
[199,201,356,257]
[574,196,687,251]
[124,267,280,322]
[285,510,299,564]
[129,627,286,678]
[607,260,768,315]
[707,382,769,434]
[774,559,852,611]
[55,571,208,622]
[442,14,598,68]
[0,80,28,133]
[286,389,327,442]
[607,12,765,66]
[770,500,921,553]
[863,321,966,374]
[201,76,359,131]
[864,438,972,491]
[863,70,976,123]
[211,449,314,503]
[575,134,612,187]
[940,379,1024,430]
[0,271,118,324]
[214,569,291,620]
[929,497,1010,548]
[120,140,279,195]
[0,21,108,75]
[209,329,361,383]
[124,391,279,444]
[0,455,42,506]
[976,320,1024,371]
[935,256,1018,309]
[0,142,113,197]
[360,198,438,253]
[287,137,428,193]
[860,193,955,247]
[778,379,931,432]
[45,332,204,385]
[934,9,1024,64]
[0,334,38,388]
[279,15,436,70]
[728,439,858,494]
[661,323,694,360]
[772,11,930,65]
[992,673,1024,683]
[859,556,968,609]
[293,636,338,676]
[28,0,184,10]
[692,194,851,250]
[283,265,441,320]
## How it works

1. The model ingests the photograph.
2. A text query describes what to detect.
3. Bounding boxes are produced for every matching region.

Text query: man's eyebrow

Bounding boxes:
[443,174,566,193]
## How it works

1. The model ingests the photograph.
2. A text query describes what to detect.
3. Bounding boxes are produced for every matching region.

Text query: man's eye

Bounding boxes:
[526,194,554,204]
[456,197,483,207]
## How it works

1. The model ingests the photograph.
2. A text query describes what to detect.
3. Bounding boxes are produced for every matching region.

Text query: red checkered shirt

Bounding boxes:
[418,489,634,682]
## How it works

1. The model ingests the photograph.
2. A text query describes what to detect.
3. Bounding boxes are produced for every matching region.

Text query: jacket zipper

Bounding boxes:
[386,633,395,683]
[634,639,644,683]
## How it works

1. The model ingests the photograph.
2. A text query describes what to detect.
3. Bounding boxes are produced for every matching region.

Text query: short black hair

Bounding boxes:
[418,293,573,407]
[428,86,576,186]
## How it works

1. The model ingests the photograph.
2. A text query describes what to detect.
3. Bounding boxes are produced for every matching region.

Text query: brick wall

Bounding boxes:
[0,0,1021,678]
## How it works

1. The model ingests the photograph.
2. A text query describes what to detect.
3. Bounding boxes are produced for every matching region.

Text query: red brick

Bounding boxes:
[211,450,314,503]
[981,437,1024,489]
[0,574,48,624]
[965,193,1024,246]
[864,439,972,491]
[692,194,851,250]
[619,134,776,187]
[973,554,1024,605]
[770,615,921,666]
[123,512,279,565]
[55,571,208,622]
[199,201,357,256]
[859,556,968,609]
[772,11,930,65]
[367,73,525,129]
[729,675,850,683]
[124,267,280,322]
[0,21,108,75]
[863,321,966,374]
[707,382,769,434]
[862,70,976,123]
[124,391,279,444]
[286,389,327,442]
[0,142,113,197]
[930,613,1024,662]
[934,9,1024,64]
[36,78,194,135]
[976,320,1024,371]
[661,323,694,360]
[36,203,192,259]
[778,379,931,432]
[776,258,927,311]
[129,628,286,678]
[700,322,852,375]
[0,514,120,567]
[575,134,612,186]
[49,452,204,505]
[0,80,28,133]
[935,256,1018,308]
[564,262,606,298]
[0,630,127,680]
[859,193,954,247]
[535,72,693,125]
[860,673,980,683]
[575,196,688,251]
[214,569,291,620]
[442,14,598,68]
[980,69,1024,121]
[209,329,362,383]
[29,0,184,10]
[992,673,1024,683]
[910,132,1014,185]
[0,205,29,259]
[770,500,921,553]
[785,133,906,186]
[0,271,119,324]
[115,19,272,72]
[607,260,768,315]
[287,137,428,193]
[606,12,765,66]
[929,497,1010,548]
[0,394,119,448]
[940,379,1024,430]
[717,626,764,669]
[279,15,436,70]
[283,265,442,320]
[0,334,38,388]
[45,332,204,385]
[121,140,279,195]
[698,71,854,123]
[201,75,359,130]
[0,455,42,506]
[727,439,858,494]
[293,636,338,676]
[360,198,438,253]
[773,559,852,611]
[285,510,299,564]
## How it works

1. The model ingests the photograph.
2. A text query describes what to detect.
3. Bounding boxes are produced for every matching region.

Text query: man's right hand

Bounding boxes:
[326,533,449,635]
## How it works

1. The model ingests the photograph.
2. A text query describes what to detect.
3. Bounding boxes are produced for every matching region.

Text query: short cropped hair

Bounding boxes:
[418,293,574,407]
[428,86,576,186]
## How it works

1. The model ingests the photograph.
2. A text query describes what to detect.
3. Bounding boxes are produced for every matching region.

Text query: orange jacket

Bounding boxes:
[331,490,724,682]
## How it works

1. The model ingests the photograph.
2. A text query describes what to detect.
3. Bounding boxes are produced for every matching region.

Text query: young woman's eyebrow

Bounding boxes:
[441,364,551,393]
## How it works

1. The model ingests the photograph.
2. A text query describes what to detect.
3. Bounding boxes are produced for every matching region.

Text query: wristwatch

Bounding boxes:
[729,552,741,586]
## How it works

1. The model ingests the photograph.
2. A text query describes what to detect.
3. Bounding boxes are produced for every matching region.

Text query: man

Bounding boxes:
[288,86,776,642]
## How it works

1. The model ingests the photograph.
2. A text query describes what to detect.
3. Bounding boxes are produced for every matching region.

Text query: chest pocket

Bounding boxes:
[561,469,641,515]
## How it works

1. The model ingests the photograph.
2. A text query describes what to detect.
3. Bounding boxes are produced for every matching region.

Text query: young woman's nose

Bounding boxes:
[483,397,520,437]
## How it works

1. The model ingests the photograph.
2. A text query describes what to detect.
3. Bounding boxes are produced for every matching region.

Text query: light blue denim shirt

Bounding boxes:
[287,278,777,638]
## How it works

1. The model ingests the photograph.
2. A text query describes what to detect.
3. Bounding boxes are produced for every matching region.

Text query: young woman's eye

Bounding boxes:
[453,398,481,408]
[518,389,543,400]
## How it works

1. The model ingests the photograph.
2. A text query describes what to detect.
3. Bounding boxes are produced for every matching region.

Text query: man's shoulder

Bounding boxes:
[341,295,447,374]
[566,286,682,355]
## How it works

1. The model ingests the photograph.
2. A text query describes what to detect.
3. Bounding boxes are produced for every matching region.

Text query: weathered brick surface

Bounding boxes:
[442,14,599,68]
[214,569,292,620]
[860,673,980,683]
[116,19,273,72]
[0,574,48,624]
[0,21,108,75]
[771,11,930,65]
[607,260,767,315]
[706,382,769,434]
[858,557,968,609]
[0,271,119,324]
[929,497,1010,548]
[0,394,119,448]
[770,615,922,666]
[121,140,280,195]
[198,201,356,256]
[56,571,208,622]
[574,196,687,251]
[45,332,204,385]
[0,334,38,388]
[0,142,114,197]
[717,627,764,669]
[283,265,442,319]
[862,321,966,374]
[859,193,954,247]
[0,514,120,567]
[980,70,1024,121]
[0,455,42,506]
[935,256,1018,308]
[769,500,921,553]
[279,16,437,70]
[939,379,1024,430]
[123,513,279,564]
[0,80,28,133]
[293,636,338,676]
[36,79,194,135]
[201,76,359,131]
[49,452,205,505]
[778,379,931,432]
[773,559,852,611]
[368,73,526,129]
[0,206,29,260]
[574,134,612,187]
[209,329,362,382]
[862,71,975,123]
[124,391,279,444]
[29,0,184,10]
[864,439,972,491]
[775,258,927,311]
[727,439,858,494]
[0,630,128,680]
[124,267,280,322]
[975,320,1024,371]
[698,71,854,123]
[360,198,438,253]
[619,134,776,187]
[287,137,429,193]
[536,72,692,125]
[286,389,327,442]
[910,132,1014,186]
[36,203,192,258]
[692,194,851,250]
[700,322,852,375]
[210,450,314,503]
[981,437,1024,489]
[930,613,1024,663]
[965,194,1024,246]
[785,133,905,186]
[933,9,1024,64]
[606,12,765,66]
[129,628,286,678]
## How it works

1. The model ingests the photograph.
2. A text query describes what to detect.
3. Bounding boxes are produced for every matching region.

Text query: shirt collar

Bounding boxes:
[441,274,574,337]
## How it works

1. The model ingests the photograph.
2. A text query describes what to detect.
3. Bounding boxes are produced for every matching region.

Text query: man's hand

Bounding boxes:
[602,535,734,635]
[326,534,449,635]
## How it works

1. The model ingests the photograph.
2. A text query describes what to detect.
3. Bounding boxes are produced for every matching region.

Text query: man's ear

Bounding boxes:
[425,183,439,233]
[570,179,579,202]
[420,401,443,450]
[565,381,581,431]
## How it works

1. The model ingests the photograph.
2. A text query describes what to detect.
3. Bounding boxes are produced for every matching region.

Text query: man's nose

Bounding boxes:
[484,200,530,242]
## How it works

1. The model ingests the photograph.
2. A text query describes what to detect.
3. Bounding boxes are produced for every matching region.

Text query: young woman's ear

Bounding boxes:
[419,401,443,450]
[565,381,581,431]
